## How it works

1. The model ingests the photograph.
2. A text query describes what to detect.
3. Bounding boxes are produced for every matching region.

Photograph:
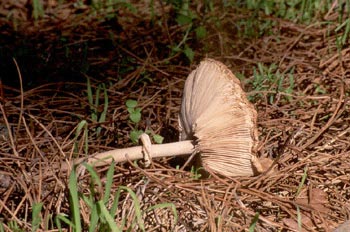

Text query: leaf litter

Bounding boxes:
[0,1,350,231]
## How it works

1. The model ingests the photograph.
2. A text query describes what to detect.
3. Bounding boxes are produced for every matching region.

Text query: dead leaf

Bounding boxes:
[296,188,329,214]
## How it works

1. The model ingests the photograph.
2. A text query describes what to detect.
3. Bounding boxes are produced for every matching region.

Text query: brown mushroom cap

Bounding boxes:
[179,59,259,177]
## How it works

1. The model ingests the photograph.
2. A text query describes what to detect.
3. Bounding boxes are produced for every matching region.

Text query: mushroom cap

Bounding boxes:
[179,59,259,177]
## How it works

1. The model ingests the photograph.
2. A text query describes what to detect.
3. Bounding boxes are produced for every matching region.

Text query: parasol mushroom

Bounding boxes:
[78,59,263,177]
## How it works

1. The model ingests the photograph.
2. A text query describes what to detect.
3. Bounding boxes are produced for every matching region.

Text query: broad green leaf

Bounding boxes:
[130,111,141,123]
[153,134,164,144]
[126,99,138,108]
[127,107,135,114]
[195,26,206,39]
[130,130,143,144]
[32,202,43,232]
[184,46,194,62]
[176,14,192,25]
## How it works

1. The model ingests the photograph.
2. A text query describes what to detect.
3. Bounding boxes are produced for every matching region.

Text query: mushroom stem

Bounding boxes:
[80,140,195,167]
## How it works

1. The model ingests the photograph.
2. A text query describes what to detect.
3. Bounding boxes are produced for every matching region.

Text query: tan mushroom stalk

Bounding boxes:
[80,59,263,177]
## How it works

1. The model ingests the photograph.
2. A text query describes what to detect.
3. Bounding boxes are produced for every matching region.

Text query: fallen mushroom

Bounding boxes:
[78,59,263,177]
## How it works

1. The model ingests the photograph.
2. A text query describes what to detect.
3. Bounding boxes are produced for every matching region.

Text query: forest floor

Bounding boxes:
[0,1,349,231]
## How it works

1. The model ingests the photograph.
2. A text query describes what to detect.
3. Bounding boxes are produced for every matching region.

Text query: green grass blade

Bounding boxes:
[147,203,178,226]
[84,126,89,155]
[104,161,115,204]
[100,84,108,123]
[95,85,101,115]
[110,189,121,217]
[88,204,99,232]
[119,186,145,231]
[97,84,108,136]
[86,77,97,121]
[55,214,75,231]
[86,78,93,106]
[32,202,43,232]
[68,168,82,232]
[32,0,44,21]
[296,166,308,197]
[75,120,87,137]
[74,120,89,156]
[81,194,93,209]
[342,18,350,45]
[97,200,121,232]
[297,205,302,230]
[0,222,4,232]
[249,212,259,232]
[83,163,102,189]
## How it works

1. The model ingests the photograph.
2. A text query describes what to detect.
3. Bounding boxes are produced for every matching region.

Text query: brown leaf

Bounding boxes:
[295,188,329,214]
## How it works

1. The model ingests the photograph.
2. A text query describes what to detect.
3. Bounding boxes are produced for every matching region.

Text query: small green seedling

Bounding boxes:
[126,99,141,124]
[152,134,164,144]
[125,99,164,144]
[126,99,143,144]
[190,166,202,180]
[168,0,209,62]
[249,63,294,104]
[86,78,109,137]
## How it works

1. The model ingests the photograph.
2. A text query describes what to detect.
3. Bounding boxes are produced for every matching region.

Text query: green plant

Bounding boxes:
[0,221,23,232]
[249,212,259,232]
[335,17,350,50]
[55,162,178,231]
[86,77,109,136]
[171,1,196,62]
[32,202,43,231]
[126,99,143,144]
[235,13,276,38]
[74,120,89,157]
[32,0,44,21]
[249,63,295,104]
[231,0,342,39]
[0,202,43,232]
[125,99,164,144]
[296,205,302,231]
[295,166,308,197]
[190,166,202,180]
[168,0,210,62]
[242,0,333,24]
[89,0,136,20]
[334,1,350,50]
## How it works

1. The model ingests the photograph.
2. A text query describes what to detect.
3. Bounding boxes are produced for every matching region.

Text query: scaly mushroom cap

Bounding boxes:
[179,59,259,177]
